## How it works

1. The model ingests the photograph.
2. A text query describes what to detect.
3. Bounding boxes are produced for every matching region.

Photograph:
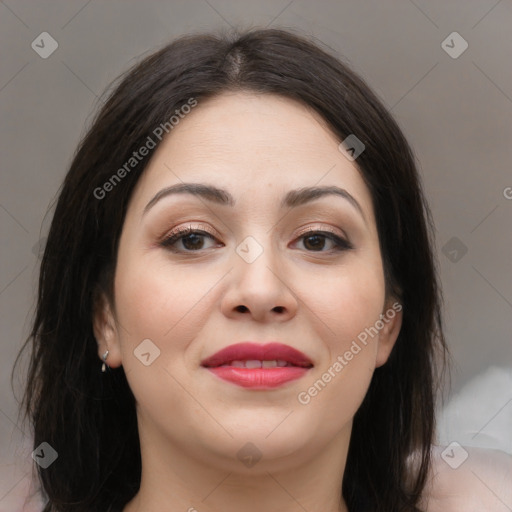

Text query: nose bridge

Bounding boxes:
[234,233,281,287]
[222,230,297,320]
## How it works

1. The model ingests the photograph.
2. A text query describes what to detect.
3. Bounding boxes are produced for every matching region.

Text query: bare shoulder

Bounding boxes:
[419,445,512,512]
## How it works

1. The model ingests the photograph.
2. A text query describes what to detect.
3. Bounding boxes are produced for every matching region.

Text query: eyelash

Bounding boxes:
[159,225,353,253]
[159,225,218,252]
[295,227,353,252]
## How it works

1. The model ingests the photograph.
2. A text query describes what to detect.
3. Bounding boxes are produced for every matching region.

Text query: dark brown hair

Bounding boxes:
[14,27,448,512]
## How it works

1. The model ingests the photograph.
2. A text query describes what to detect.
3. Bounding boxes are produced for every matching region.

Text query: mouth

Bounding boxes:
[201,342,313,389]
[210,359,310,368]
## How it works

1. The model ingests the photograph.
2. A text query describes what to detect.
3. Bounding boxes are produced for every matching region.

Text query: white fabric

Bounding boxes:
[421,445,512,511]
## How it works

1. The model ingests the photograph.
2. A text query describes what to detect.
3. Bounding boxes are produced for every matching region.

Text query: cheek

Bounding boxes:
[295,258,385,409]
[112,254,219,415]
[113,252,211,349]
[301,259,385,348]
[113,248,230,372]
[296,273,382,434]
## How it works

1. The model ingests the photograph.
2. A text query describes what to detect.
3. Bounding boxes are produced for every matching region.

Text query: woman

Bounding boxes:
[15,28,448,511]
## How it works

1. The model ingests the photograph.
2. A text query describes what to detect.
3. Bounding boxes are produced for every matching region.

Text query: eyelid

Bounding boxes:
[295,224,348,240]
[161,222,218,241]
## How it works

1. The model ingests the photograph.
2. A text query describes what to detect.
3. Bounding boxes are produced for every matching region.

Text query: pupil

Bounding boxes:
[183,233,203,250]
[305,235,324,251]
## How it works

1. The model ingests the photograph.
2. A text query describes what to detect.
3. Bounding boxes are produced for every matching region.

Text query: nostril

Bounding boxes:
[235,305,248,312]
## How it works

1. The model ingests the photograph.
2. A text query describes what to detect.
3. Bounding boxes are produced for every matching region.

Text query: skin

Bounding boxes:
[93,92,403,512]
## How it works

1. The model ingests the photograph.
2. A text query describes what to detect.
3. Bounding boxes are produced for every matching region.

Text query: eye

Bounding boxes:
[159,225,352,254]
[159,225,221,252]
[293,229,353,252]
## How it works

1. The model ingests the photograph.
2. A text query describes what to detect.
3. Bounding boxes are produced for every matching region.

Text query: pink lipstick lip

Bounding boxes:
[201,342,313,389]
[200,342,313,368]
[205,366,310,389]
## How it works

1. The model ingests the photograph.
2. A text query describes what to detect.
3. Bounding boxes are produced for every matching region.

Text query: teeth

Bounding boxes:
[245,360,262,368]
[218,360,294,368]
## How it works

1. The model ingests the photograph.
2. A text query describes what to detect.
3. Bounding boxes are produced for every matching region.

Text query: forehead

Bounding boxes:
[128,92,375,224]
[161,92,342,162]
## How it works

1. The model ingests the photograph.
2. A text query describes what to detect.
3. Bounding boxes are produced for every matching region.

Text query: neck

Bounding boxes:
[123,419,351,512]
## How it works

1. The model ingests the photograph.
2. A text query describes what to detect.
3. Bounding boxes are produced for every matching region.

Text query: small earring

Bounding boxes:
[101,350,109,373]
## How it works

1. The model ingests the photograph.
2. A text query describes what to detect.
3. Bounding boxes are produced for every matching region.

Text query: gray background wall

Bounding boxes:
[1,0,511,509]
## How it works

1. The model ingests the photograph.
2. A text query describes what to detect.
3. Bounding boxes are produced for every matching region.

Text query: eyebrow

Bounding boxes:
[143,182,366,223]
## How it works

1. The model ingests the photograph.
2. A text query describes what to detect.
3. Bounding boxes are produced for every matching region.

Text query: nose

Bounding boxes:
[220,239,298,323]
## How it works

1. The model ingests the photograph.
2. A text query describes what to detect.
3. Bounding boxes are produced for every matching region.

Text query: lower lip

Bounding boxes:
[204,366,311,389]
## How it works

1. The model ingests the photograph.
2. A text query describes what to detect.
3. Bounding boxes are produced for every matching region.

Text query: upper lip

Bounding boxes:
[201,342,314,368]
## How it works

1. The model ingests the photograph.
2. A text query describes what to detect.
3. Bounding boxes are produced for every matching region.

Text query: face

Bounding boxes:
[94,92,402,473]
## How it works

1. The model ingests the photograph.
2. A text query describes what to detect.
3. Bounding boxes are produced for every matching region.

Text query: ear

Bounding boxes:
[92,288,123,368]
[375,297,403,368]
